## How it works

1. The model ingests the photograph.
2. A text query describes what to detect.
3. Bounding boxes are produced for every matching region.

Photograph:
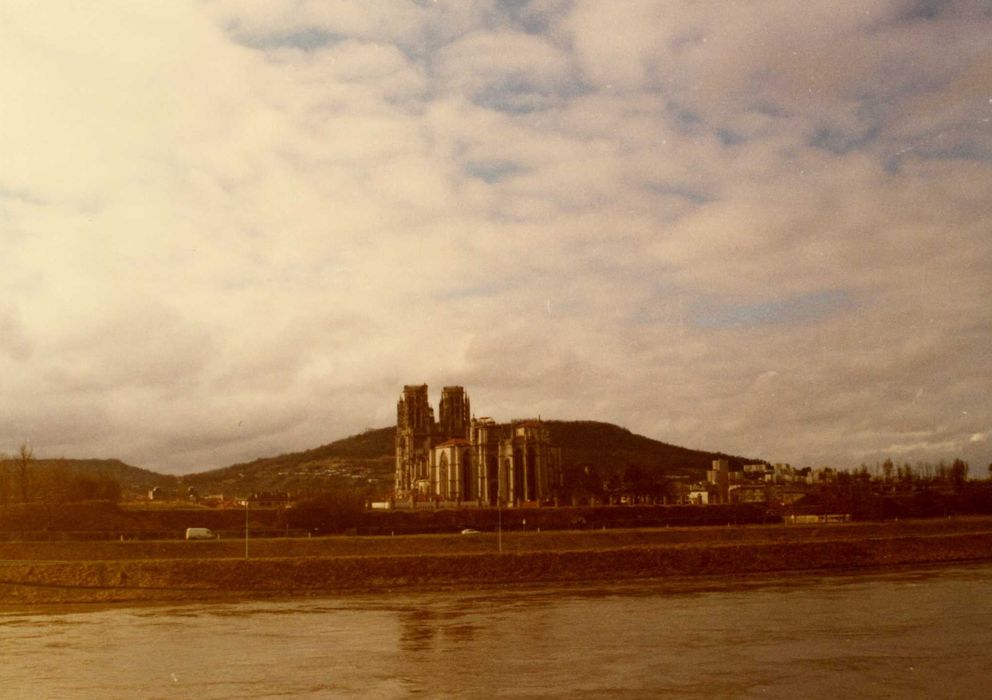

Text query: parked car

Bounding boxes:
[185,527,215,540]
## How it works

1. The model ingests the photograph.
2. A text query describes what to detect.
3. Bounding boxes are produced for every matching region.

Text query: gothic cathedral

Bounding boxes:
[394,385,561,505]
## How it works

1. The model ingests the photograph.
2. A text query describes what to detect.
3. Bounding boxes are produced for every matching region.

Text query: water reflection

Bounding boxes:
[398,608,439,651]
[397,609,480,654]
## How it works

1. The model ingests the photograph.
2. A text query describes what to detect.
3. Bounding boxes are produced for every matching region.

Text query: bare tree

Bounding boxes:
[950,458,969,492]
[882,458,894,482]
[16,443,33,504]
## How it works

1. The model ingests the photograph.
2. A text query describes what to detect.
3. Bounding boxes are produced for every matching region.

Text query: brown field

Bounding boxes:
[2,517,991,608]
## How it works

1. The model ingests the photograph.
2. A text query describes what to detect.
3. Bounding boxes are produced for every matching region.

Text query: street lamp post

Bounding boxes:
[244,498,249,560]
[497,497,502,554]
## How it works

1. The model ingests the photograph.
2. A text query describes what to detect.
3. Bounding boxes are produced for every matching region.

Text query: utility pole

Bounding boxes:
[244,498,249,560]
[497,497,502,554]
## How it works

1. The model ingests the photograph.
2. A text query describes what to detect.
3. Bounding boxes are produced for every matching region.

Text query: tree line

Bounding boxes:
[857,457,982,491]
[0,444,122,506]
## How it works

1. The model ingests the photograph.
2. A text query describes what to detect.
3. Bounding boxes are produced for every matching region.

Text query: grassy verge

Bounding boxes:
[1,519,991,607]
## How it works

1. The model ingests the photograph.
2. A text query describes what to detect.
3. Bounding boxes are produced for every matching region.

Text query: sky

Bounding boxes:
[2,0,990,475]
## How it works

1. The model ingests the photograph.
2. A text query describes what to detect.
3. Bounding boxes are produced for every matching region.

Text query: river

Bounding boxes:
[2,564,990,698]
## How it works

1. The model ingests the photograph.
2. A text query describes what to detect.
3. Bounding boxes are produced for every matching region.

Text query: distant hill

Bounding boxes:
[6,422,759,501]
[548,421,754,478]
[180,427,395,498]
[0,457,177,499]
[179,422,759,498]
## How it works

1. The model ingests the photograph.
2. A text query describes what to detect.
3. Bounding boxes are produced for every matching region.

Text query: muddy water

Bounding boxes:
[2,565,990,699]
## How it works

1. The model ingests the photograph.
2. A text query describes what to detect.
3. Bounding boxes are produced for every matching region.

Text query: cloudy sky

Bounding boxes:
[2,1,990,474]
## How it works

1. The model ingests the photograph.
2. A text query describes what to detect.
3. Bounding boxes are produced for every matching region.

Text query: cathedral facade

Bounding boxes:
[394,384,561,505]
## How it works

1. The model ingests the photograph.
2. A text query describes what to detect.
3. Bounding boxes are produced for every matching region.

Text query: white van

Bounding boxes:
[185,527,215,540]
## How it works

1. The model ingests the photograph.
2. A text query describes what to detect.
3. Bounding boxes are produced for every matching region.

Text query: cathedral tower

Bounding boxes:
[395,385,435,496]
[438,386,470,440]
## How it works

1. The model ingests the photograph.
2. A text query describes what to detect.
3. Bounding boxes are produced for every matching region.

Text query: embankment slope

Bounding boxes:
[2,519,991,607]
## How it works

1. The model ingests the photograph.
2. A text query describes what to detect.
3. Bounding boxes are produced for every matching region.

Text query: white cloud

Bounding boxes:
[207,0,429,49]
[0,306,33,361]
[0,0,989,473]
[432,30,573,109]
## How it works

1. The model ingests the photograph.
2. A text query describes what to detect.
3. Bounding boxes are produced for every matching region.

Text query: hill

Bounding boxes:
[4,422,760,502]
[0,457,177,501]
[549,420,753,477]
[179,421,759,498]
[179,427,395,498]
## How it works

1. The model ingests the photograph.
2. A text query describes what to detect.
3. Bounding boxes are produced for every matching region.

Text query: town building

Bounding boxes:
[394,384,561,505]
[707,459,745,504]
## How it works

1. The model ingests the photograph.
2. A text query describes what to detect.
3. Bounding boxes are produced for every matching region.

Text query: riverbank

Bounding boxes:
[2,518,991,607]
